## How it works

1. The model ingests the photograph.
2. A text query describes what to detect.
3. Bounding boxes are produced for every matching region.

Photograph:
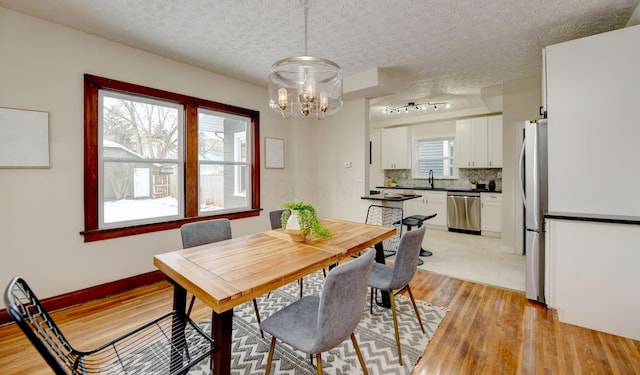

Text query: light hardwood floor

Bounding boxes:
[1,270,639,374]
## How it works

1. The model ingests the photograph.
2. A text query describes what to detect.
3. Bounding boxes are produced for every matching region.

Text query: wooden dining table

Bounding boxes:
[153,218,396,375]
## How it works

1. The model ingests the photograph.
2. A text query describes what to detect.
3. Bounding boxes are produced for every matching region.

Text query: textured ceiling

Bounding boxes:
[1,0,637,121]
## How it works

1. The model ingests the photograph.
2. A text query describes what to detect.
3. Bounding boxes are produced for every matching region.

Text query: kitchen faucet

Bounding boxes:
[428,169,434,189]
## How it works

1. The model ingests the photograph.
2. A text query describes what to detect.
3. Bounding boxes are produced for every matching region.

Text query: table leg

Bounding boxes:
[374,242,391,308]
[211,309,234,375]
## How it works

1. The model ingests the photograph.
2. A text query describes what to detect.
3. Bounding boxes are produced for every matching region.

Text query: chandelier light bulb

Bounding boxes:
[304,77,316,102]
[320,92,328,112]
[278,88,288,110]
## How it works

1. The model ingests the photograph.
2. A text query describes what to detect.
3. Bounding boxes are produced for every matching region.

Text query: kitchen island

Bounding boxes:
[361,192,422,206]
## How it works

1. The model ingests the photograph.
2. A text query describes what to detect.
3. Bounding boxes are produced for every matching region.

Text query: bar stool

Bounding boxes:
[402,214,437,265]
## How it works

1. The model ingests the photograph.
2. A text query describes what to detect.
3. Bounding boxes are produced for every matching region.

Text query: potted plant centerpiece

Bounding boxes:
[280,200,333,242]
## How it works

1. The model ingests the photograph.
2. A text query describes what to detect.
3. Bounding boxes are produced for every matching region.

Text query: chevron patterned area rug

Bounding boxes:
[183,270,447,375]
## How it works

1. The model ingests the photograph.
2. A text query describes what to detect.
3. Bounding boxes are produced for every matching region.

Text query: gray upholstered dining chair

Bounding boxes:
[269,209,288,231]
[180,218,264,337]
[368,226,426,365]
[180,218,232,249]
[260,249,376,375]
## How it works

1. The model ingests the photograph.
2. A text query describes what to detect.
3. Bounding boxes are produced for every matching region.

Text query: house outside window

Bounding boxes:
[412,137,456,179]
[100,91,183,228]
[83,74,260,241]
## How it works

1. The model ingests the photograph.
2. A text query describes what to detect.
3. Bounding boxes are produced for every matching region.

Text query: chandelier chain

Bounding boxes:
[303,0,309,55]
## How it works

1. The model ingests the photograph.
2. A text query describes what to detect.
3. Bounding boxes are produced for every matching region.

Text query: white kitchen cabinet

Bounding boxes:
[381,127,410,169]
[404,191,447,228]
[454,119,474,168]
[455,115,502,168]
[487,115,503,167]
[481,192,502,236]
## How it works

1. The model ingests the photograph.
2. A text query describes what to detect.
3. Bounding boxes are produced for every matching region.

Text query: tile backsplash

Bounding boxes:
[384,168,502,191]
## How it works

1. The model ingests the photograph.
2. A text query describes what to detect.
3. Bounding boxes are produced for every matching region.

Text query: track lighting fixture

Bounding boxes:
[383,101,451,114]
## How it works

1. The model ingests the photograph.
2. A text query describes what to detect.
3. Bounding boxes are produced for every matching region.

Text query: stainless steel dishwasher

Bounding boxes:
[447,191,481,234]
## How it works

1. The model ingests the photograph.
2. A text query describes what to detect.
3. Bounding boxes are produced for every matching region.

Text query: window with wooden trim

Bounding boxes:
[83,74,260,242]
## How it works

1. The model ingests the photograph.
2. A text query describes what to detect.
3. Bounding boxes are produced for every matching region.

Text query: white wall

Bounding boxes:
[546,25,640,216]
[315,98,373,221]
[0,7,311,304]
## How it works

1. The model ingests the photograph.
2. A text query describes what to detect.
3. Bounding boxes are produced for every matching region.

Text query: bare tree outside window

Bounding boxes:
[100,93,182,226]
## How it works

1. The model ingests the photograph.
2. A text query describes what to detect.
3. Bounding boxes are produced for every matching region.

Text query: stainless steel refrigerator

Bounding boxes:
[519,119,548,304]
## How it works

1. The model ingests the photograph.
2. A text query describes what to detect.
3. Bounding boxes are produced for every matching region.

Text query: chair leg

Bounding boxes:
[265,336,276,375]
[299,278,303,299]
[351,333,369,375]
[316,353,323,375]
[389,292,403,365]
[406,285,425,333]
[252,299,264,338]
[369,287,374,314]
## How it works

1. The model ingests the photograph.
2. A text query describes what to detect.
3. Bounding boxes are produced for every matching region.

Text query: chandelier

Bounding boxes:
[268,0,343,119]
[383,101,451,114]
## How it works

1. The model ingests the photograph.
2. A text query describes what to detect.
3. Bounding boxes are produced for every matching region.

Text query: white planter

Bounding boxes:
[286,210,304,242]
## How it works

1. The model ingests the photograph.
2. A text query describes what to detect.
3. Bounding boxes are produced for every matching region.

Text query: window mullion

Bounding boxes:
[184,103,199,218]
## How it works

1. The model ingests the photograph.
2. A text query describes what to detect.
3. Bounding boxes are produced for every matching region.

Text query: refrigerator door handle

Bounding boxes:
[518,139,526,208]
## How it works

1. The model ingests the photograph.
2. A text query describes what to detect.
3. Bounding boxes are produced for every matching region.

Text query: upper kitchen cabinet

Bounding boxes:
[455,115,502,168]
[381,127,410,169]
[487,115,503,167]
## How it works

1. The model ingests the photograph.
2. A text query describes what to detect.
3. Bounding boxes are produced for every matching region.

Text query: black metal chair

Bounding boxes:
[4,277,214,375]
[365,205,403,258]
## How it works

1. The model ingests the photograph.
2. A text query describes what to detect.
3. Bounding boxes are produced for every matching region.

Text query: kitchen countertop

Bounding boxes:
[376,186,502,194]
[361,193,422,202]
[545,211,640,225]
